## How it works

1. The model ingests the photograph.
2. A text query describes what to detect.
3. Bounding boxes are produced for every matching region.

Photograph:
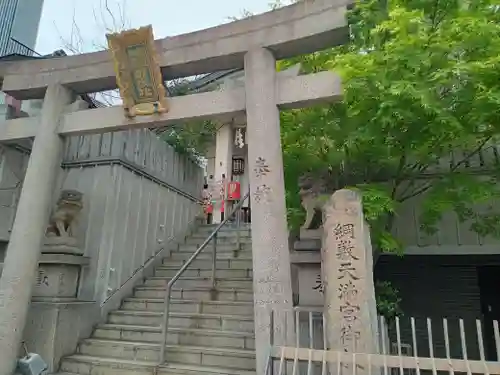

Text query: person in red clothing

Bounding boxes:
[220,199,225,222]
[202,183,213,224]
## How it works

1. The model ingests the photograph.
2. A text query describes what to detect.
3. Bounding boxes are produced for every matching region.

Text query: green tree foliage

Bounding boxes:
[279,0,500,256]
[161,120,216,161]
[276,0,500,318]
[174,0,500,316]
[159,79,218,163]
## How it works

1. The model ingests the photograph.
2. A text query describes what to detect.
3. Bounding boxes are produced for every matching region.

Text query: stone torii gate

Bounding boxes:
[0,0,350,373]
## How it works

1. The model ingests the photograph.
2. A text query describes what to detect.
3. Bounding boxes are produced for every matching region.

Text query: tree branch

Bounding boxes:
[399,137,492,202]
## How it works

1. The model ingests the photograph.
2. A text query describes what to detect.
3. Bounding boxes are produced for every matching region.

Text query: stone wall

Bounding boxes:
[4,128,204,370]
[0,145,29,244]
[59,128,203,303]
[0,129,203,261]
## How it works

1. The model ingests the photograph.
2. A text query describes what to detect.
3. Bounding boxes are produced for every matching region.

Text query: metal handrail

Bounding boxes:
[159,190,250,364]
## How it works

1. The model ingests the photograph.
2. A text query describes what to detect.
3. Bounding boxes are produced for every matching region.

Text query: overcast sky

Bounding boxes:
[35,0,274,55]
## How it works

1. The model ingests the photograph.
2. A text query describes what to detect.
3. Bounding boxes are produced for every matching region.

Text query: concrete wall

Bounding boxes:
[61,164,200,303]
[0,145,29,247]
[393,191,500,254]
[0,128,204,301]
[60,128,203,303]
[63,128,203,199]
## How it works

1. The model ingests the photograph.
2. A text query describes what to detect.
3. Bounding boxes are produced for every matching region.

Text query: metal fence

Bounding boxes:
[266,308,500,375]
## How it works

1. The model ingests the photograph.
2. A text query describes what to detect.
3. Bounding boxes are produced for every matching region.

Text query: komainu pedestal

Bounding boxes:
[42,237,82,256]
[33,254,89,299]
[23,189,95,372]
[37,189,86,298]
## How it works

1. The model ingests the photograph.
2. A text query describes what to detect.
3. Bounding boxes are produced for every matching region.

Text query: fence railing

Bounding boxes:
[265,308,500,375]
[158,190,250,364]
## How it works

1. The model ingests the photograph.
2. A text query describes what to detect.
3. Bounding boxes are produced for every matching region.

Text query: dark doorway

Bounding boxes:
[477,265,500,361]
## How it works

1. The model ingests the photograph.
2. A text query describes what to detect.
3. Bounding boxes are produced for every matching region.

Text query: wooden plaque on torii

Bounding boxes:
[106,25,169,118]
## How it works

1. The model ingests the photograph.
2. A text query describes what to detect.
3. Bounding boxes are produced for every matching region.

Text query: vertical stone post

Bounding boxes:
[244,47,294,374]
[322,189,379,374]
[213,123,233,223]
[0,84,72,375]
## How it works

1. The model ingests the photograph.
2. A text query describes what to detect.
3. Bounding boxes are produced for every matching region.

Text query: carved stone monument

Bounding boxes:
[322,189,379,374]
[43,189,84,256]
[294,173,331,250]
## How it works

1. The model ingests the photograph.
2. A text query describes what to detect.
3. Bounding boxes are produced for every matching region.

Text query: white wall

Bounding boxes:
[61,164,200,303]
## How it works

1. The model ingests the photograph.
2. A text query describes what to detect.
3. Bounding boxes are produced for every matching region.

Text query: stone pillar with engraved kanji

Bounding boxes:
[244,47,294,374]
[322,189,379,374]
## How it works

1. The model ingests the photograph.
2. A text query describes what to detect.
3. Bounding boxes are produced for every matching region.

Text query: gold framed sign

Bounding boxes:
[106,25,168,117]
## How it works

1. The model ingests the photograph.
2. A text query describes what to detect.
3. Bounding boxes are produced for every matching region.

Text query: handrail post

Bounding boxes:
[211,232,217,289]
[159,286,172,364]
[236,198,241,249]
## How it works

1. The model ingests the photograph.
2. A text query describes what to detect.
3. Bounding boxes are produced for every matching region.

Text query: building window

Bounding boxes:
[232,158,245,176]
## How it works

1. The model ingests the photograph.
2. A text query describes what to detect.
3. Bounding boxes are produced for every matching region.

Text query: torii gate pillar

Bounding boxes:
[245,47,294,372]
[0,84,73,375]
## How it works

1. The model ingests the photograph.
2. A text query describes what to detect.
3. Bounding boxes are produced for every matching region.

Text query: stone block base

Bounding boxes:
[23,299,97,372]
[293,228,322,251]
[33,254,89,298]
[42,236,83,255]
[299,228,322,240]
[294,263,323,307]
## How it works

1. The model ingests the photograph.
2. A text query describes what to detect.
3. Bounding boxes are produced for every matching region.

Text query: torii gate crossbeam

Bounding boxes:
[0,0,351,99]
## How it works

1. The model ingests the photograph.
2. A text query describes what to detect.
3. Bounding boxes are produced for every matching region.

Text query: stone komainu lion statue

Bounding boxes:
[46,190,84,237]
[298,173,331,230]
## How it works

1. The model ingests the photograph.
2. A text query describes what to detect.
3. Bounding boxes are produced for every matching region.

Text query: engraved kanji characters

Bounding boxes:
[334,220,361,355]
[252,157,272,203]
[254,157,271,178]
[338,280,358,302]
[337,262,359,280]
[313,272,324,293]
[334,223,354,239]
[253,184,271,203]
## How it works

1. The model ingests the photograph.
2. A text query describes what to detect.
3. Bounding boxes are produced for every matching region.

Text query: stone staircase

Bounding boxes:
[59,224,256,375]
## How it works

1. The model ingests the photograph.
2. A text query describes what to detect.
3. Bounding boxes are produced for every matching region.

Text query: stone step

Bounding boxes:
[155,266,253,279]
[161,258,253,270]
[77,340,256,370]
[162,362,256,375]
[167,251,252,261]
[176,243,252,252]
[107,310,254,332]
[93,324,255,349]
[143,277,253,289]
[134,286,254,302]
[184,236,251,245]
[122,298,254,316]
[60,355,154,375]
[193,229,251,238]
[60,355,256,375]
[196,223,251,229]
